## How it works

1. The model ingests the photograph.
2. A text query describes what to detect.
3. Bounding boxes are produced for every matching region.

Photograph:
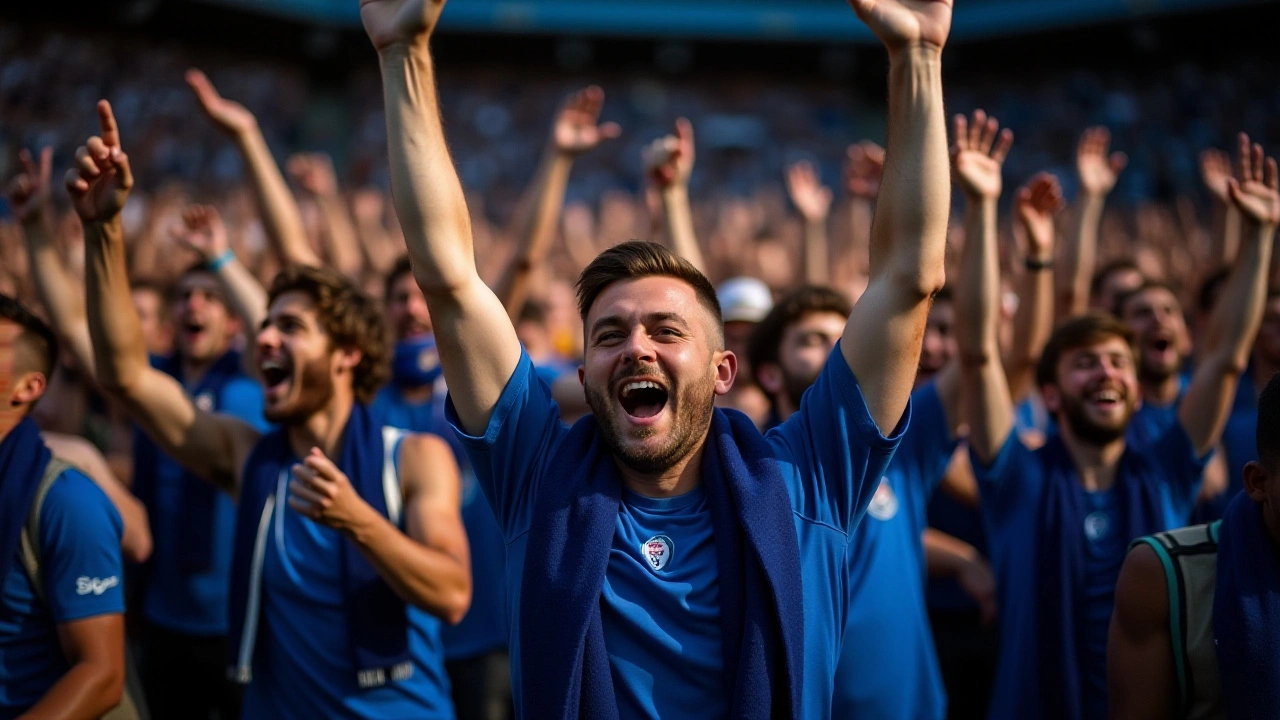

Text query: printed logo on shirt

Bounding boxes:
[866,478,899,521]
[643,535,674,572]
[419,347,440,373]
[194,390,215,413]
[1083,511,1111,542]
[75,576,120,596]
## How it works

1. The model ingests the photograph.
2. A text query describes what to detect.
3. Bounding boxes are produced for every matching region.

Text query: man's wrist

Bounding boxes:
[207,249,236,272]
[1024,256,1055,271]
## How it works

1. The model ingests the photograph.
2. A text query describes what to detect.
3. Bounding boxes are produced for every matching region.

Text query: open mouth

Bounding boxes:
[618,379,669,420]
[183,321,206,340]
[1149,337,1172,353]
[1088,387,1122,410]
[260,357,292,392]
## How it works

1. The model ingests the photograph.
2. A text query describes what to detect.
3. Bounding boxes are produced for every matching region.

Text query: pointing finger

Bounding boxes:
[97,100,122,149]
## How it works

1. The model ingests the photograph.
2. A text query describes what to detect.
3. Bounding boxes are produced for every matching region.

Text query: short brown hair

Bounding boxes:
[1112,280,1182,320]
[746,285,851,386]
[575,241,722,343]
[1036,312,1137,389]
[268,265,390,404]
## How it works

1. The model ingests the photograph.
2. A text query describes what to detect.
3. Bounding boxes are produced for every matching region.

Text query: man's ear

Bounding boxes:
[1040,383,1061,414]
[1244,461,1270,502]
[336,346,363,372]
[713,350,738,397]
[8,371,47,408]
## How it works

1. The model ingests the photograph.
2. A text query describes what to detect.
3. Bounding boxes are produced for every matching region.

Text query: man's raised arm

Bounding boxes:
[364,0,522,436]
[841,0,952,433]
[68,101,259,495]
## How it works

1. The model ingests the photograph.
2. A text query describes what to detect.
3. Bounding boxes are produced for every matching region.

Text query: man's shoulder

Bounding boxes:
[36,468,121,553]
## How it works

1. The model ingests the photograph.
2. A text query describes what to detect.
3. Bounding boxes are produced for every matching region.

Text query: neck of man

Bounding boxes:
[1140,368,1182,406]
[616,432,710,499]
[0,406,21,445]
[180,339,230,388]
[287,387,355,460]
[1059,419,1126,493]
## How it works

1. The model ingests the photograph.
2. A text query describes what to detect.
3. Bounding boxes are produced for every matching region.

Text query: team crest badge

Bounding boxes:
[867,478,899,521]
[418,347,439,373]
[643,535,674,572]
[1084,511,1110,542]
[194,391,215,413]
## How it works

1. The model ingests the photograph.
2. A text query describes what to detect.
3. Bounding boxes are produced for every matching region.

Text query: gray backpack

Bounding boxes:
[19,458,143,720]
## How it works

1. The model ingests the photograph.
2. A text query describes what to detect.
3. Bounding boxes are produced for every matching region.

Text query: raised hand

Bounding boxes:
[551,86,621,157]
[1200,148,1233,205]
[65,101,134,224]
[848,0,953,51]
[844,141,885,200]
[360,0,447,51]
[786,161,833,223]
[287,153,339,197]
[950,110,1013,201]
[7,147,52,225]
[1015,172,1065,258]
[171,205,230,261]
[186,69,257,137]
[1075,126,1127,198]
[1227,133,1280,231]
[643,118,695,190]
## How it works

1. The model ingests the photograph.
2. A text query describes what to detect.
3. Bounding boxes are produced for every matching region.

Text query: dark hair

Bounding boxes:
[384,255,414,303]
[746,285,851,389]
[1036,312,1136,389]
[1257,371,1280,472]
[130,277,172,303]
[1197,268,1232,315]
[268,265,390,404]
[1090,260,1143,300]
[0,293,59,382]
[171,261,225,305]
[1112,280,1182,320]
[575,241,722,342]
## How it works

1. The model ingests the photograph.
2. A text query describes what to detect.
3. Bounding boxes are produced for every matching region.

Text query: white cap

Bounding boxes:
[717,277,773,324]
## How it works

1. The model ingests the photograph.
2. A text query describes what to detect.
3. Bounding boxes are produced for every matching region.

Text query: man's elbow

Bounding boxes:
[79,660,125,717]
[888,265,947,305]
[123,521,153,564]
[433,584,472,627]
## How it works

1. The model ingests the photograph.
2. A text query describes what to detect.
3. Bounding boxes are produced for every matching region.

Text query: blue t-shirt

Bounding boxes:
[447,345,906,719]
[971,424,1206,719]
[1081,489,1123,720]
[1127,374,1188,449]
[243,442,454,719]
[1196,376,1259,522]
[833,383,955,720]
[372,386,508,660]
[140,355,267,635]
[0,469,124,718]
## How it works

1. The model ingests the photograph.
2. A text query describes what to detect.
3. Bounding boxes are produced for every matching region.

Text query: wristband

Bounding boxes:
[1024,257,1054,271]
[208,249,236,272]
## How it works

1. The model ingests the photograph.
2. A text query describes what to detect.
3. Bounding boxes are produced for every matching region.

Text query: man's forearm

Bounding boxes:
[346,504,470,624]
[1007,247,1054,400]
[212,253,269,345]
[496,149,574,316]
[234,128,318,268]
[23,218,96,376]
[19,660,122,720]
[1202,223,1273,365]
[315,192,364,279]
[1063,194,1104,316]
[82,218,148,394]
[661,185,706,275]
[924,527,984,579]
[803,219,829,286]
[1210,201,1241,270]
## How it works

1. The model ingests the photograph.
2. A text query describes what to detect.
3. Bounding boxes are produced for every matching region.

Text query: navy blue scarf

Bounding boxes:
[0,417,52,581]
[1034,435,1165,720]
[519,407,804,719]
[1214,490,1280,719]
[133,350,243,572]
[227,403,411,687]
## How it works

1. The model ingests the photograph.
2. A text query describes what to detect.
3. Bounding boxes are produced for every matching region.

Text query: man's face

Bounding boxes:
[255,291,356,424]
[172,272,234,363]
[386,273,432,341]
[1254,297,1280,367]
[1094,269,1145,315]
[0,320,19,403]
[919,300,956,383]
[1120,287,1188,383]
[0,319,43,415]
[580,277,732,475]
[132,288,174,357]
[1045,337,1139,445]
[772,311,845,413]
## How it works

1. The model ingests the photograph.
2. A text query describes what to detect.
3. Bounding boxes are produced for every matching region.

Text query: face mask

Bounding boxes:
[392,334,443,389]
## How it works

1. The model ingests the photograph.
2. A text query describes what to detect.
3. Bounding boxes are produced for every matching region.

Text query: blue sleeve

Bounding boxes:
[38,470,125,623]
[893,382,960,498]
[445,350,568,539]
[1152,422,1210,519]
[969,432,1042,522]
[221,376,270,431]
[769,342,909,533]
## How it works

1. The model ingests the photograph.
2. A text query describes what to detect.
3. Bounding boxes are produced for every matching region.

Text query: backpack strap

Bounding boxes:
[18,457,73,602]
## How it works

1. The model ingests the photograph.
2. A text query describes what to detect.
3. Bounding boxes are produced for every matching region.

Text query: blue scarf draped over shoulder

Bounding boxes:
[519,407,805,719]
[226,403,411,688]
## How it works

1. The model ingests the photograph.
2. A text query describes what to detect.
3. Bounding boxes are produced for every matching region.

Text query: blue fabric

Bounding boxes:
[517,401,804,720]
[833,382,955,720]
[133,350,265,635]
[1214,490,1280,719]
[971,424,1207,720]
[1081,489,1125,719]
[242,434,452,719]
[1127,374,1189,448]
[391,335,444,389]
[0,418,51,585]
[371,387,508,660]
[446,344,906,719]
[1194,377,1259,523]
[0,468,124,717]
[229,403,410,690]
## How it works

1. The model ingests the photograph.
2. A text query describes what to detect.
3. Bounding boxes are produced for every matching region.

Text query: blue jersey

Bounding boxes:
[137,352,266,635]
[0,470,124,718]
[972,424,1206,719]
[372,386,507,660]
[833,383,956,720]
[447,346,906,719]
[1127,373,1188,449]
[241,434,453,719]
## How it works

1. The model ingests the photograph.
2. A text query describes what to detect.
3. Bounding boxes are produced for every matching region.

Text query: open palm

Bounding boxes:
[1076,127,1127,197]
[1229,133,1280,229]
[848,0,952,50]
[1015,173,1065,255]
[951,110,1012,200]
[553,86,621,156]
[360,0,447,50]
[187,70,257,136]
